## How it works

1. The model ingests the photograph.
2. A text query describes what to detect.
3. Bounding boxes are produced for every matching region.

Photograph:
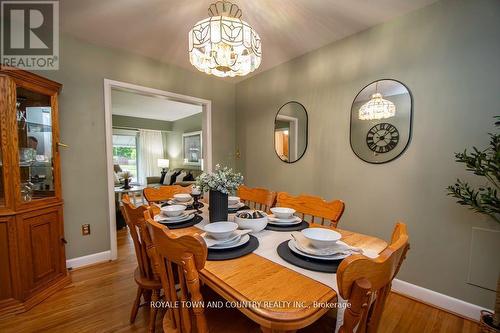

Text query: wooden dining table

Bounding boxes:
[163,206,387,333]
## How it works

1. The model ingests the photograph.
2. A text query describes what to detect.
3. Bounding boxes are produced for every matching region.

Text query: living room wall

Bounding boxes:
[235,0,500,308]
[166,113,203,170]
[39,35,236,259]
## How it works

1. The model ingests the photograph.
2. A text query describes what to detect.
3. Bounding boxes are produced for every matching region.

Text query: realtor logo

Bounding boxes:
[1,1,59,70]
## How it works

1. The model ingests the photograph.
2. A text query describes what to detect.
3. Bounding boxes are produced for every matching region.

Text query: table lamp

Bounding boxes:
[157,159,169,174]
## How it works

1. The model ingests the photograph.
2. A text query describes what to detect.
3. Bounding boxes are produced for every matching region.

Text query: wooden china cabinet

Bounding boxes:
[0,67,70,317]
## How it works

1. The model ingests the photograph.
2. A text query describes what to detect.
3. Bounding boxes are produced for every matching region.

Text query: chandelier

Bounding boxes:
[358,83,396,120]
[188,1,262,77]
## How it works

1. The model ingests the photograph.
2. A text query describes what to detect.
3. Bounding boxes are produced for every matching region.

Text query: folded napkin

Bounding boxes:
[291,231,363,256]
[201,229,252,247]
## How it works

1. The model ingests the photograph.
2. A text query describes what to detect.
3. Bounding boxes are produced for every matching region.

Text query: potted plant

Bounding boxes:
[447,116,499,332]
[119,171,133,190]
[195,164,243,222]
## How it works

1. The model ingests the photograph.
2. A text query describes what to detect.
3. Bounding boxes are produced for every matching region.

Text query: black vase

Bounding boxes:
[209,190,228,222]
[122,178,132,190]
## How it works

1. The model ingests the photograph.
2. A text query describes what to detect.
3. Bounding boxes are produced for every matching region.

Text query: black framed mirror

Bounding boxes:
[274,101,308,163]
[350,79,412,164]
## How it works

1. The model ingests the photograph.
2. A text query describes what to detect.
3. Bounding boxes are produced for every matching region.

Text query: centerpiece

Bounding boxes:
[195,164,244,222]
[119,171,133,190]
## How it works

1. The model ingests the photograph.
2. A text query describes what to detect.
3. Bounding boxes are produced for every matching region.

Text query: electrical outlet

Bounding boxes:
[82,224,90,236]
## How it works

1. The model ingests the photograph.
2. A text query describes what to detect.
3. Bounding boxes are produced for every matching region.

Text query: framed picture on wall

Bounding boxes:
[182,131,202,166]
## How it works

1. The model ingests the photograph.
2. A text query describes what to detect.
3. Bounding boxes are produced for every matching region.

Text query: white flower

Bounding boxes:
[195,164,244,194]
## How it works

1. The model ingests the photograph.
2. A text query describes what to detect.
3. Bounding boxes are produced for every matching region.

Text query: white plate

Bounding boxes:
[155,213,194,224]
[268,214,301,223]
[267,216,302,226]
[288,240,349,261]
[228,202,245,210]
[209,234,250,250]
[167,199,193,206]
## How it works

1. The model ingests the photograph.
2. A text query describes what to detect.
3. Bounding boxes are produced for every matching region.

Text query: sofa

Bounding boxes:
[146,168,203,187]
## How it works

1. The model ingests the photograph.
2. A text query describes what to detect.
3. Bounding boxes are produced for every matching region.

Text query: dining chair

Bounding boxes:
[276,192,345,227]
[144,212,260,333]
[120,195,162,332]
[237,185,276,213]
[143,185,192,204]
[301,223,410,333]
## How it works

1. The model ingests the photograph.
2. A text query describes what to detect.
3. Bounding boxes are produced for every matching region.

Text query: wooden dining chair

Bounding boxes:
[143,185,192,204]
[276,192,345,227]
[144,212,260,333]
[120,195,162,332]
[300,223,409,333]
[237,185,276,213]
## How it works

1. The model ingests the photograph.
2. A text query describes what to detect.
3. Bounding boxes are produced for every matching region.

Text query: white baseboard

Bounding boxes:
[66,250,112,269]
[392,279,491,321]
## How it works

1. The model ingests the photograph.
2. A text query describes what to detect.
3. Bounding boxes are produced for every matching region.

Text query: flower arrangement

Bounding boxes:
[195,164,243,194]
[119,170,133,180]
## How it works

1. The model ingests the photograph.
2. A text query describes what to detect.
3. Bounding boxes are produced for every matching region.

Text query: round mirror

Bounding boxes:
[274,101,308,163]
[350,79,412,164]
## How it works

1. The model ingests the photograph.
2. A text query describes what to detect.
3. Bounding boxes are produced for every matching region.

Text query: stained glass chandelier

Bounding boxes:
[188,1,262,77]
[358,82,396,120]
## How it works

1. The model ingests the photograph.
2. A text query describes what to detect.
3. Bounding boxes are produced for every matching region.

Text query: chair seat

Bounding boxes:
[134,267,162,290]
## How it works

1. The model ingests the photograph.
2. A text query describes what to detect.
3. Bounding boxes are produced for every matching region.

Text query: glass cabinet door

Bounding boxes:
[16,87,56,202]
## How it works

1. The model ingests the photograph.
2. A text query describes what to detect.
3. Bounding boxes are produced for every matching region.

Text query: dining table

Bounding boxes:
[158,203,387,333]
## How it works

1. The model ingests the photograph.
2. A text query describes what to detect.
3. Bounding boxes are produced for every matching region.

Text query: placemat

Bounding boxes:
[207,235,259,261]
[265,220,309,232]
[160,214,203,230]
[276,240,342,273]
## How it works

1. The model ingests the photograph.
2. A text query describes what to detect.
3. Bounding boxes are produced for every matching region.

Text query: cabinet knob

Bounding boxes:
[61,237,68,244]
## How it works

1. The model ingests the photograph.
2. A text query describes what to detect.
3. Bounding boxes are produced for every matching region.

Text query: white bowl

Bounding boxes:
[228,196,240,205]
[301,228,341,249]
[173,193,192,202]
[161,205,186,217]
[234,211,268,233]
[270,207,296,219]
[203,222,238,240]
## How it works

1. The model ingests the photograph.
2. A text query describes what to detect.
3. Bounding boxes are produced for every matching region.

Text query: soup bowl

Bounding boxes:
[301,228,341,248]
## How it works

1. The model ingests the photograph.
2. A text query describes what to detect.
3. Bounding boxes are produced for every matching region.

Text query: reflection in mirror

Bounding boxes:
[350,79,412,164]
[274,102,308,163]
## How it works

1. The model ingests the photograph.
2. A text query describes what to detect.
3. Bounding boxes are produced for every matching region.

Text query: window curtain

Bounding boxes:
[137,129,164,185]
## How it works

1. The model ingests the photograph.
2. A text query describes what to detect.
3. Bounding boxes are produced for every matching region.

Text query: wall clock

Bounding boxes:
[366,123,399,154]
[350,79,412,164]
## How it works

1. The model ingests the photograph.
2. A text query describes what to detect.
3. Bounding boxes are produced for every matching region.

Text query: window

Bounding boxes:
[112,134,138,182]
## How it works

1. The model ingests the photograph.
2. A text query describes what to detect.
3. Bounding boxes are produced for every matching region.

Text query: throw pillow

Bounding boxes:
[162,171,175,185]
[170,170,181,185]
[175,171,187,183]
[183,172,194,181]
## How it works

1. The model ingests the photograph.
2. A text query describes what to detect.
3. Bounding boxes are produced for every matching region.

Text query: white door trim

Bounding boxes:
[276,114,299,161]
[103,79,212,260]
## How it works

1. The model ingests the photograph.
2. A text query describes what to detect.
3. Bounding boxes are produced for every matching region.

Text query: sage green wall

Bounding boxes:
[165,113,203,169]
[39,35,236,259]
[235,0,500,308]
[112,115,173,131]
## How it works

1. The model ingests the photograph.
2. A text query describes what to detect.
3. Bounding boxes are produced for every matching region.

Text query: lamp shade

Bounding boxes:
[157,159,170,168]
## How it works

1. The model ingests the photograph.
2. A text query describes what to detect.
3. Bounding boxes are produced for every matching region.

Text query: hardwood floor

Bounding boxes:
[0,229,479,333]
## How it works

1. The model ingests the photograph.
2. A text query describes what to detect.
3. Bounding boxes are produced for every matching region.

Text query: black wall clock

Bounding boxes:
[366,123,399,154]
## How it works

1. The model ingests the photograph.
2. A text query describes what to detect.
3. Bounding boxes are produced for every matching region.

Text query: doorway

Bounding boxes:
[103,79,212,260]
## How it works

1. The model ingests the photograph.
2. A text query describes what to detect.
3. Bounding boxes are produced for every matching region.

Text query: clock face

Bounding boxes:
[366,123,399,154]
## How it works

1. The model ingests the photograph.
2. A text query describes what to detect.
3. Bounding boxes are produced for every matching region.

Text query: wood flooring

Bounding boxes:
[0,228,480,333]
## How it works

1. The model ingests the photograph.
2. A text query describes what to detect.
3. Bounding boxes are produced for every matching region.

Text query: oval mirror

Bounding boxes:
[274,101,308,163]
[350,79,412,164]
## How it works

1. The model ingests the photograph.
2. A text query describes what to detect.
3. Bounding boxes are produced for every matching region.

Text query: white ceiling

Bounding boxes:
[61,0,438,82]
[111,89,202,121]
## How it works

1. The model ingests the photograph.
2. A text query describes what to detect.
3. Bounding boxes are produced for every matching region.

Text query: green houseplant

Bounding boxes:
[447,116,500,331]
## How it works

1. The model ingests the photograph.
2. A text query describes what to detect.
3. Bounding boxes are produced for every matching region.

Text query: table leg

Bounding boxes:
[132,192,137,206]
[260,327,297,333]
